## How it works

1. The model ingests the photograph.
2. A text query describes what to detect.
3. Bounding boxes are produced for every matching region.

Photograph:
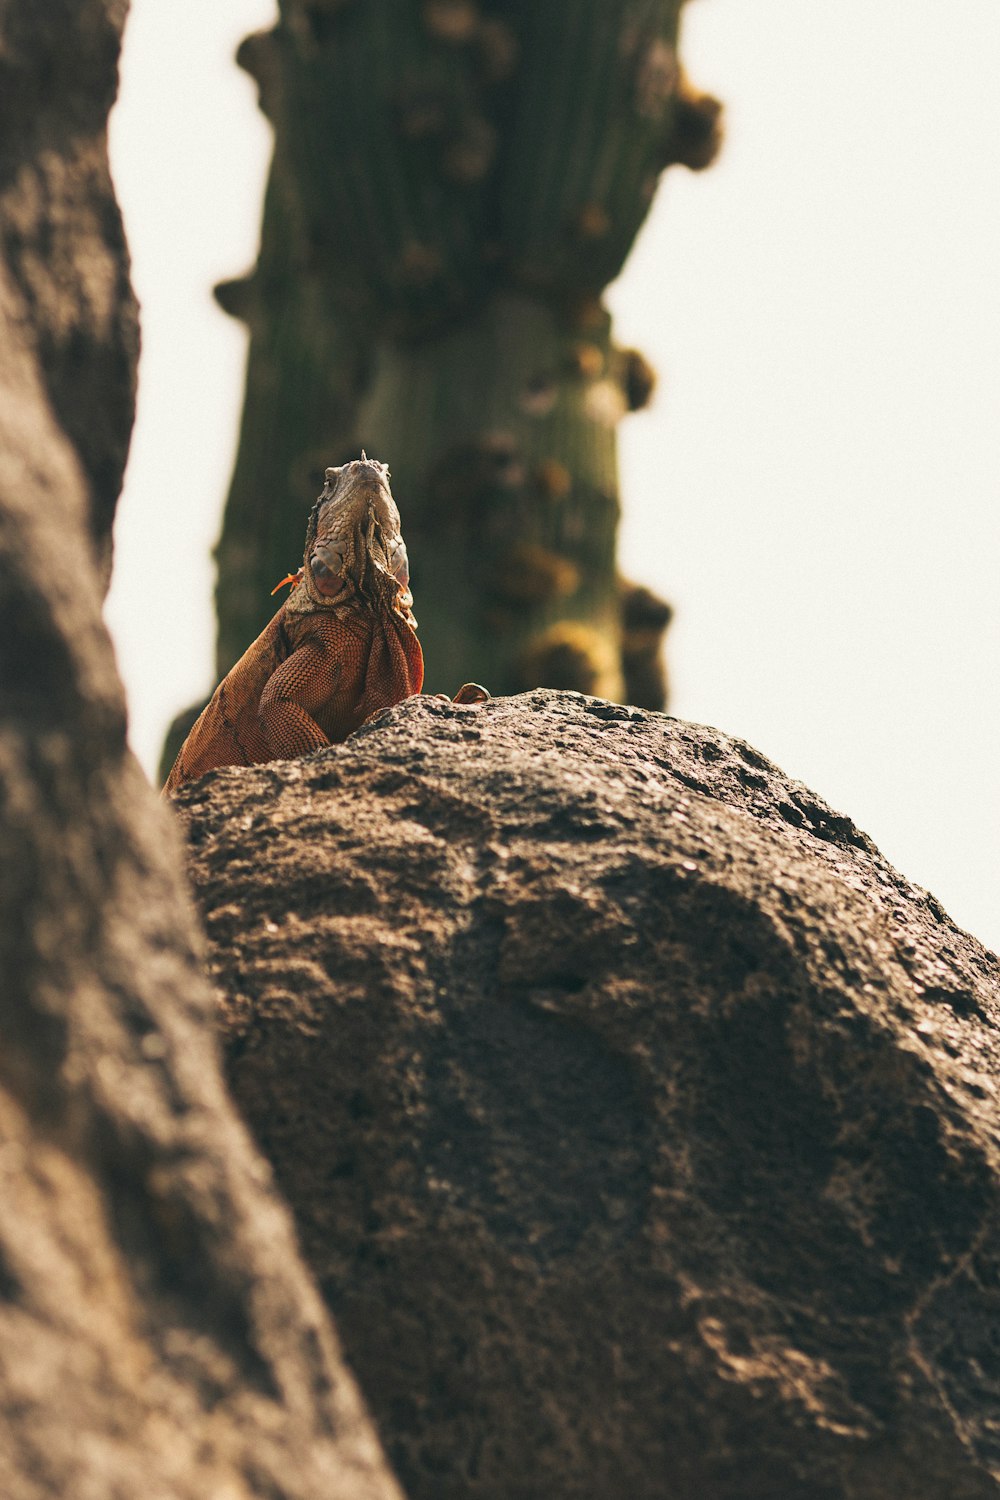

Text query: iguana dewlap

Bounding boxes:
[164,457,424,793]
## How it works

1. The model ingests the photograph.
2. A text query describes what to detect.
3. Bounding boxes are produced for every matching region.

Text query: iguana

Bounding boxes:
[164,456,485,793]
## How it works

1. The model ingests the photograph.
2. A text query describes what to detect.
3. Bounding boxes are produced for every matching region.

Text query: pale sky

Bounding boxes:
[106,1,1000,952]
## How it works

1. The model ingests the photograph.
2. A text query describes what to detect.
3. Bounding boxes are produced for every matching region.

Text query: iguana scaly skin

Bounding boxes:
[164,458,423,792]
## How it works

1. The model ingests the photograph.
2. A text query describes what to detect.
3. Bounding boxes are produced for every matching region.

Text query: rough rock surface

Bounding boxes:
[173,690,1000,1500]
[0,0,138,579]
[0,2,401,1496]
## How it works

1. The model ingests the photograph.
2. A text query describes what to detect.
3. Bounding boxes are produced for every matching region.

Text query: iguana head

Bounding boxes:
[297,456,413,616]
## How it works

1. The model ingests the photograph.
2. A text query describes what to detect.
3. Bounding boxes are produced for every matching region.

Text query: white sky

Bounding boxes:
[106,0,1000,953]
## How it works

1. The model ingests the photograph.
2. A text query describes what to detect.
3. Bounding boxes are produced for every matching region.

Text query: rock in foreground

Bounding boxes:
[0,0,401,1494]
[174,691,1000,1500]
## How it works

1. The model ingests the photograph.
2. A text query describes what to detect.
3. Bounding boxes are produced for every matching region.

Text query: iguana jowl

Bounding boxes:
[165,457,427,792]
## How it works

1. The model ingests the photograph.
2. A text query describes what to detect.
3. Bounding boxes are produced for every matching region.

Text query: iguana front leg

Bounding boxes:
[259,697,332,758]
[258,635,342,756]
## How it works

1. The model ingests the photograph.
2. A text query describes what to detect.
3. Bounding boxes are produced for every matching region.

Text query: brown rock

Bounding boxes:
[0,2,401,1496]
[173,690,1000,1500]
[0,0,139,581]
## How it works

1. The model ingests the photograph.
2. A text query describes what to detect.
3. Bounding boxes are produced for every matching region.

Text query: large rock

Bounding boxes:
[0,2,401,1496]
[172,690,1000,1500]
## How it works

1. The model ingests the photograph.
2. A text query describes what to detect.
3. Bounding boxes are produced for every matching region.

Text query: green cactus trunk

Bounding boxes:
[213,0,720,704]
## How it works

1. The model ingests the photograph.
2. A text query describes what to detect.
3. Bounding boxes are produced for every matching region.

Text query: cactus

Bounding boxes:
[214,0,721,701]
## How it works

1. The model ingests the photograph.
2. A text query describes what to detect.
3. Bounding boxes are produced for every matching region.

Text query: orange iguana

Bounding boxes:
[164,456,484,793]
